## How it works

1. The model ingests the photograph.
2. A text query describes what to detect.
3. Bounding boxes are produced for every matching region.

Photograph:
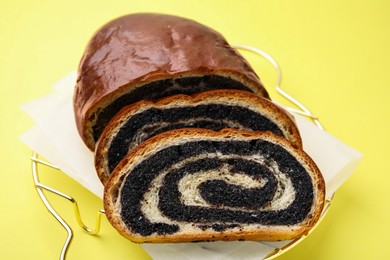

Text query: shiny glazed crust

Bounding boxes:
[73,13,269,150]
[95,89,302,184]
[104,128,325,243]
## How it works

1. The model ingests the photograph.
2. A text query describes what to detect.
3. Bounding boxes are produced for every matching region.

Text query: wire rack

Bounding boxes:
[31,45,332,260]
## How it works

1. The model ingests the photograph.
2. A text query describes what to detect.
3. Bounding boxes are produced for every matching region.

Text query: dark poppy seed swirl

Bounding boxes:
[118,139,314,236]
[95,91,302,185]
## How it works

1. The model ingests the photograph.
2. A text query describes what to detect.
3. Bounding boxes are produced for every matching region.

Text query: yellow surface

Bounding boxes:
[1,0,389,259]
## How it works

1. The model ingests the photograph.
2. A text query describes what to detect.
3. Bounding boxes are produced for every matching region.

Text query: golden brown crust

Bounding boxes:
[114,225,309,244]
[73,13,269,150]
[95,89,302,184]
[104,128,325,243]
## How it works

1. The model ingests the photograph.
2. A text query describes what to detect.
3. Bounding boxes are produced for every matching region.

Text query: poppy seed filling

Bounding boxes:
[118,140,314,236]
[107,104,284,173]
[92,75,254,142]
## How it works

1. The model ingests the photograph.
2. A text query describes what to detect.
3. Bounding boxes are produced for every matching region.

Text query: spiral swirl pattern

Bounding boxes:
[107,136,319,240]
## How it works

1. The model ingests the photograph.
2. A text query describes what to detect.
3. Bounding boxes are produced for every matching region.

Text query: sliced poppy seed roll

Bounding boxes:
[95,90,301,184]
[104,128,325,243]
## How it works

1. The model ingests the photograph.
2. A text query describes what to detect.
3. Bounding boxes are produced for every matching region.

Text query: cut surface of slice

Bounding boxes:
[104,128,325,243]
[95,90,301,184]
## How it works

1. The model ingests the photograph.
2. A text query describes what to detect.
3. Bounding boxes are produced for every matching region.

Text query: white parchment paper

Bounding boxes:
[20,73,362,259]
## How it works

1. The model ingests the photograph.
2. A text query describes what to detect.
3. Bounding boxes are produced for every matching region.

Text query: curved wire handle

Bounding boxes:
[31,46,330,260]
[233,45,330,259]
[232,44,324,130]
[31,152,105,259]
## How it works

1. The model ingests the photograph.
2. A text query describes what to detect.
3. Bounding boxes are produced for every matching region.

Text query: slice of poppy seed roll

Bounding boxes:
[104,128,325,243]
[95,90,302,184]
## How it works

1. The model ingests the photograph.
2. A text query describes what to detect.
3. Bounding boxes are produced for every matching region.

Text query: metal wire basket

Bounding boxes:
[30,45,332,260]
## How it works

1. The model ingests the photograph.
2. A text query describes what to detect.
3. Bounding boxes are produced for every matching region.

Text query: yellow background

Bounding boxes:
[1,0,389,259]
